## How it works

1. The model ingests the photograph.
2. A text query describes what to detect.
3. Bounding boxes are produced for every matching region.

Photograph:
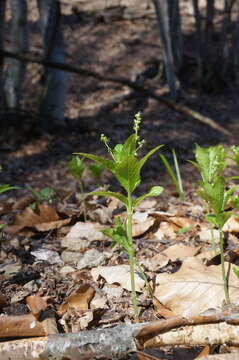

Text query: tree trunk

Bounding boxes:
[0,0,6,109]
[37,0,68,131]
[152,0,181,99]
[3,0,28,109]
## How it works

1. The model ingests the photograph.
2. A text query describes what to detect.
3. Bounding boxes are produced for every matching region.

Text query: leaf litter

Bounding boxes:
[2,164,239,358]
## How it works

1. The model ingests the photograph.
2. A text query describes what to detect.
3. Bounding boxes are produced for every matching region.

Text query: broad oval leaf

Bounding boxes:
[133,186,164,208]
[89,191,128,206]
[75,153,115,172]
[113,155,141,194]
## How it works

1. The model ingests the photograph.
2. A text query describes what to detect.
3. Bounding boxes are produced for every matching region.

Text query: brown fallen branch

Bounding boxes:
[0,49,231,136]
[1,310,239,359]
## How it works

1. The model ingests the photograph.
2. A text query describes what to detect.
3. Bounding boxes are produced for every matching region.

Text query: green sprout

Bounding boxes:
[193,144,233,304]
[69,155,104,221]
[75,112,164,319]
[28,187,56,210]
[160,148,184,200]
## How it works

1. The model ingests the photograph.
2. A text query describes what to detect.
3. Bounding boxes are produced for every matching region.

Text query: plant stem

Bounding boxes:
[219,228,230,304]
[79,181,87,222]
[210,225,217,255]
[126,194,139,320]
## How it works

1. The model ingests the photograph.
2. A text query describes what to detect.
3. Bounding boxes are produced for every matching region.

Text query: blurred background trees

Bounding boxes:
[0,0,238,132]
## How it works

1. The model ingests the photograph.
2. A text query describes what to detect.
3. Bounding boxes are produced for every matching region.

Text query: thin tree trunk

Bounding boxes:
[0,0,6,109]
[168,0,183,71]
[205,0,215,57]
[3,0,28,108]
[232,2,239,86]
[152,0,180,99]
[192,0,204,83]
[37,0,68,131]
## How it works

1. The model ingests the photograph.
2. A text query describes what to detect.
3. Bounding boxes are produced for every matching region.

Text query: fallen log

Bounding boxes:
[1,310,239,359]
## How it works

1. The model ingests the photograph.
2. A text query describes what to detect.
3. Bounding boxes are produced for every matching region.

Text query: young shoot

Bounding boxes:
[160,148,184,200]
[75,112,164,319]
[193,144,233,304]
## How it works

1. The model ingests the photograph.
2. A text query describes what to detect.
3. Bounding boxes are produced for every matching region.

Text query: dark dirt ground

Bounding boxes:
[0,0,239,191]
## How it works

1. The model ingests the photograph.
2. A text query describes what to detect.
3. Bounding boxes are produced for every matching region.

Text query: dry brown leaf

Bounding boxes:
[155,257,239,317]
[26,295,48,318]
[91,265,145,292]
[5,204,70,234]
[0,294,6,309]
[58,284,95,315]
[152,297,176,319]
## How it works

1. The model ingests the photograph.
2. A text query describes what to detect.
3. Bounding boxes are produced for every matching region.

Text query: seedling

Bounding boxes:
[28,187,56,210]
[160,149,184,200]
[193,144,233,304]
[75,112,164,318]
[69,156,104,221]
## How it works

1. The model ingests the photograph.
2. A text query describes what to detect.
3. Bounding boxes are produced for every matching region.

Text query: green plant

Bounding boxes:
[193,144,234,304]
[75,112,164,318]
[28,186,56,210]
[160,148,184,200]
[69,155,104,221]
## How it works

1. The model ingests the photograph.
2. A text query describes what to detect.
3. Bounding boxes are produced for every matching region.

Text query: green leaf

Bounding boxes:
[75,153,115,172]
[233,266,239,279]
[0,185,18,194]
[177,226,192,234]
[123,134,137,157]
[203,176,225,214]
[89,163,104,178]
[102,217,131,254]
[112,144,124,163]
[90,191,128,206]
[160,152,183,198]
[172,149,184,199]
[133,186,164,208]
[139,145,164,171]
[69,155,86,180]
[195,144,226,184]
[113,155,141,194]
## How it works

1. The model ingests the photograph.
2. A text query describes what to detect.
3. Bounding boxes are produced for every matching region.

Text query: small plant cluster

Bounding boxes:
[0,167,18,230]
[71,114,239,317]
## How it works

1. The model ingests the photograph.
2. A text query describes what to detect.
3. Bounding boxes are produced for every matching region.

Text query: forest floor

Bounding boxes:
[0,1,239,359]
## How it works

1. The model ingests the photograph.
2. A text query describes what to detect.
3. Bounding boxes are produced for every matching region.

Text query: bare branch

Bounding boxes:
[0,49,232,137]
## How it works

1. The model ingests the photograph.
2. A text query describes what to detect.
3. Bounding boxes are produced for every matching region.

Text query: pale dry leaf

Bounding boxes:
[62,221,107,251]
[223,216,239,233]
[155,257,239,317]
[159,221,179,237]
[77,249,105,270]
[91,265,145,292]
[31,248,63,264]
[143,244,200,271]
[132,217,155,237]
[58,284,95,315]
[90,292,108,309]
[136,198,157,210]
[169,216,196,228]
